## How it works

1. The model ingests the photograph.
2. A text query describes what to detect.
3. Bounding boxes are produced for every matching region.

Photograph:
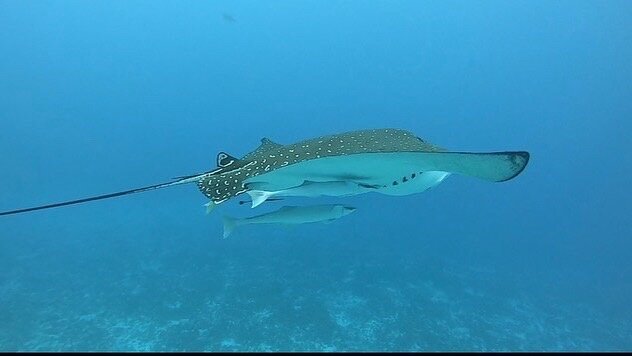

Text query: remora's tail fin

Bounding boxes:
[204,201,217,215]
[222,215,239,238]
[246,190,274,208]
[0,173,209,217]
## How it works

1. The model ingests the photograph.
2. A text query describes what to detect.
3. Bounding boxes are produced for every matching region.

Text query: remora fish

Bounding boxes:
[222,204,357,238]
[245,180,380,208]
[0,128,530,216]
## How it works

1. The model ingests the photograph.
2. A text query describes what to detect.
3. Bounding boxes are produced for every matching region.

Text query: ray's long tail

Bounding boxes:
[0,173,208,216]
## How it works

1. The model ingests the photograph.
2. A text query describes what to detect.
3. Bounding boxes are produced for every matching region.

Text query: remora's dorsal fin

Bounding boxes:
[216,152,239,168]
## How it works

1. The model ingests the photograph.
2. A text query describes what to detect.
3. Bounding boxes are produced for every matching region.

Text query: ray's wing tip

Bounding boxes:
[497,150,530,182]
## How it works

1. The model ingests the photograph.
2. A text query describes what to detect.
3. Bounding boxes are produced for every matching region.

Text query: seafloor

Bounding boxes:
[1,208,630,352]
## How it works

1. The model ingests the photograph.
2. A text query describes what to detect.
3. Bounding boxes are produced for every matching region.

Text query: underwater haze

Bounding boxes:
[1,0,631,351]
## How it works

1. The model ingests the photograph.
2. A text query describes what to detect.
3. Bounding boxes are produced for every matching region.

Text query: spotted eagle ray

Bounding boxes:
[0,128,529,216]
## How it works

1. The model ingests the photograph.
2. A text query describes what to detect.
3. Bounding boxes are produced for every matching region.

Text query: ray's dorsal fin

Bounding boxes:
[260,137,282,148]
[0,172,212,217]
[216,152,239,168]
[241,137,284,161]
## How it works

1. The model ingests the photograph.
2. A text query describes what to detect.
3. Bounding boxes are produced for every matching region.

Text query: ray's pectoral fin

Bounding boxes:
[428,151,530,182]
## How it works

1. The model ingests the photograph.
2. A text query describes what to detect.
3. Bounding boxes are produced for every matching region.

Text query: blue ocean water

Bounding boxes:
[0,0,630,351]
